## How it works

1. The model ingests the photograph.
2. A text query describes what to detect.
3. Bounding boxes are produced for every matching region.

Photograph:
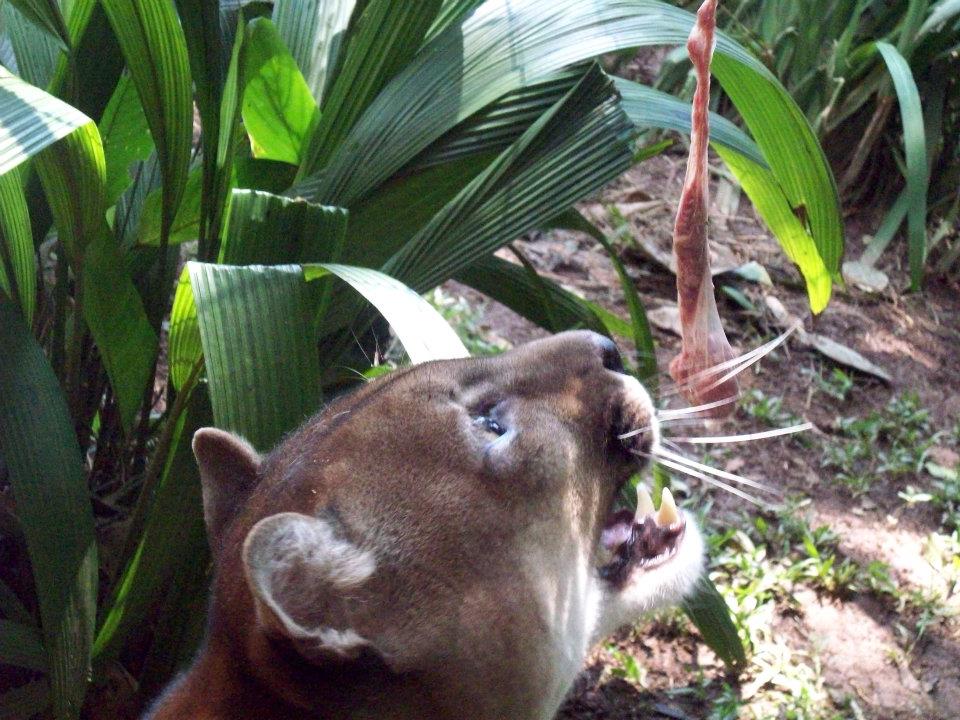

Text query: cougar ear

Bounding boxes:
[242,512,378,664]
[193,428,261,556]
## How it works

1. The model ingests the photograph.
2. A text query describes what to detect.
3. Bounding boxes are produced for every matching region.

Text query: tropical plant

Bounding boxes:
[661,0,960,287]
[0,0,843,717]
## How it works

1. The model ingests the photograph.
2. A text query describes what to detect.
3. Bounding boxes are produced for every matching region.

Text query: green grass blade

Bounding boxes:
[190,263,323,449]
[101,0,193,249]
[0,169,36,323]
[613,77,765,166]
[304,264,469,362]
[241,18,319,165]
[875,41,929,289]
[273,0,356,104]
[682,575,748,671]
[0,66,91,175]
[298,0,443,177]
[0,619,46,671]
[0,298,97,719]
[919,0,960,36]
[6,0,70,49]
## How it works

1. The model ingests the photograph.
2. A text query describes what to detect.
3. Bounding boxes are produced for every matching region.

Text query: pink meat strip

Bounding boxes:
[668,0,738,415]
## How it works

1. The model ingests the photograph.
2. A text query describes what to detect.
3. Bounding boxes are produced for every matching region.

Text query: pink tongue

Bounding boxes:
[601,522,632,550]
[668,0,739,417]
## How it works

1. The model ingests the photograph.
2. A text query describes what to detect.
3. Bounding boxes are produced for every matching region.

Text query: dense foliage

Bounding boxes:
[0,1,845,717]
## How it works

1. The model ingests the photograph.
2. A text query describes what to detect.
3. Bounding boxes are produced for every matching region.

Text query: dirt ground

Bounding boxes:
[449,152,960,720]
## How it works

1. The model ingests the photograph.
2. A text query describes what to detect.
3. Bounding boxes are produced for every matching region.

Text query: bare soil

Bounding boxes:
[453,152,960,720]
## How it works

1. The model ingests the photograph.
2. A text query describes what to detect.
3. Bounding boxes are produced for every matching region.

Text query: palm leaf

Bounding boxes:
[0,170,35,322]
[298,0,443,176]
[6,0,70,50]
[101,0,192,250]
[272,0,356,104]
[0,298,97,720]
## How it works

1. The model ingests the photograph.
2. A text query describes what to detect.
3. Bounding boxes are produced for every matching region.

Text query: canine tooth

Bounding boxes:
[636,486,655,519]
[657,488,680,526]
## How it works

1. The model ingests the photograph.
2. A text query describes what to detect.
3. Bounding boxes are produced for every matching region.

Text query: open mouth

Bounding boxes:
[597,486,686,588]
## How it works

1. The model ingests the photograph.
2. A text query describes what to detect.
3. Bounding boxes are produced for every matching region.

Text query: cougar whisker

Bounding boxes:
[670,422,813,445]
[653,446,778,494]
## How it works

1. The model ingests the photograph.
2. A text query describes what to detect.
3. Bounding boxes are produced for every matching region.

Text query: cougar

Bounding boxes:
[146,330,704,719]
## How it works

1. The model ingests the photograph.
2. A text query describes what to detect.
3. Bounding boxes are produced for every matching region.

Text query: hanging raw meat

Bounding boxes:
[668,0,738,416]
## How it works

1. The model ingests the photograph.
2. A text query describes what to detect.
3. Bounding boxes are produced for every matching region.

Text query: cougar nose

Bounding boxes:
[586,332,625,373]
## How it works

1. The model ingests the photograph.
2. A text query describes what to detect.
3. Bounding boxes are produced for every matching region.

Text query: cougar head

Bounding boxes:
[149,331,704,720]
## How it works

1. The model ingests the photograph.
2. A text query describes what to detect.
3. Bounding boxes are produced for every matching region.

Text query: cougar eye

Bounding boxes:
[474,415,505,436]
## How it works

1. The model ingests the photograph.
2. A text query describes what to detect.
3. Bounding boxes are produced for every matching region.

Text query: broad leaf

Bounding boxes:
[3,3,60,88]
[0,66,91,176]
[298,0,443,176]
[273,0,356,104]
[98,74,153,207]
[0,298,97,719]
[6,0,70,50]
[454,253,608,335]
[190,263,322,449]
[101,0,192,250]
[241,18,319,165]
[683,575,748,670]
[0,169,35,322]
[384,65,633,293]
[304,264,469,363]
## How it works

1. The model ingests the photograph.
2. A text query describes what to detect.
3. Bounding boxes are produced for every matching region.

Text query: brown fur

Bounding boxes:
[145,331,697,720]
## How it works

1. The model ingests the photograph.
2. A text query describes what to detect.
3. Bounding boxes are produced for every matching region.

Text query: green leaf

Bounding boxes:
[0,65,92,176]
[295,0,770,207]
[613,77,765,166]
[3,2,61,88]
[384,64,633,293]
[82,230,159,431]
[682,575,747,671]
[101,0,193,248]
[0,169,36,323]
[711,52,844,285]
[174,0,226,254]
[875,42,928,290]
[919,0,960,37]
[98,74,154,207]
[426,0,485,42]
[241,17,319,165]
[342,152,494,267]
[136,166,203,246]
[6,0,70,50]
[168,190,348,390]
[94,387,212,663]
[190,263,323,450]
[304,264,469,363]
[715,145,833,313]
[298,0,443,176]
[0,619,46,671]
[273,0,356,104]
[0,297,97,719]
[32,119,106,262]
[454,253,608,335]
[219,189,348,264]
